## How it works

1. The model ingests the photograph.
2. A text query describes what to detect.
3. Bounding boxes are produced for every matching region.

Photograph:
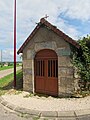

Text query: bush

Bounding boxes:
[73,35,90,90]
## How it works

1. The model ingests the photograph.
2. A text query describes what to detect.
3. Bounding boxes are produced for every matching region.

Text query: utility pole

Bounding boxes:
[0,50,2,67]
[14,0,16,88]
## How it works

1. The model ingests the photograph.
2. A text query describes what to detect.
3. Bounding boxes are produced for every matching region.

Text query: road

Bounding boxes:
[0,67,22,79]
[0,103,33,120]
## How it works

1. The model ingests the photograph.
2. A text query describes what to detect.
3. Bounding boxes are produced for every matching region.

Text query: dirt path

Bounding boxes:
[0,67,22,79]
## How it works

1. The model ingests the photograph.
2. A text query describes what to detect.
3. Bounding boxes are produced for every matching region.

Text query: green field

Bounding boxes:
[0,64,21,71]
[0,70,23,95]
[0,66,14,71]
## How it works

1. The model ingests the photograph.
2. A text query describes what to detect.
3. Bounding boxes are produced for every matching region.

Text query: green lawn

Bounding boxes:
[0,65,21,71]
[0,70,23,95]
[0,66,14,71]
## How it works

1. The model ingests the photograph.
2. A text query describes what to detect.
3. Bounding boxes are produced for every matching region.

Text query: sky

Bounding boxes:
[0,0,90,62]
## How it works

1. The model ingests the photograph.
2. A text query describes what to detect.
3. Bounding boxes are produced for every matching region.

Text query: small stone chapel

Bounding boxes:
[17,18,80,97]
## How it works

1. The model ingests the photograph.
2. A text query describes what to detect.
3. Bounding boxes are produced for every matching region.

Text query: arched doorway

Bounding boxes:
[34,49,58,96]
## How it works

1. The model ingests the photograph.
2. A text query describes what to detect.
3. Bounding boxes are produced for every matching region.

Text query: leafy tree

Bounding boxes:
[73,35,90,89]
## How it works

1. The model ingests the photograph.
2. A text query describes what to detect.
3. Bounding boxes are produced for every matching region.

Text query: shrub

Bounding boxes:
[73,35,90,90]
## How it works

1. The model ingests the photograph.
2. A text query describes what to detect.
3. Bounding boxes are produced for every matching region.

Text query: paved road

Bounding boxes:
[0,103,90,120]
[0,67,22,79]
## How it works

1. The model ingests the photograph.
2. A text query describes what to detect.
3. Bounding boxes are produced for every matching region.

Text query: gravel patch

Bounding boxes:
[2,91,90,111]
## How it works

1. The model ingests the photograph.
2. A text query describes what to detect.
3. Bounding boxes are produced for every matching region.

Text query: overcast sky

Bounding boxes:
[0,0,90,61]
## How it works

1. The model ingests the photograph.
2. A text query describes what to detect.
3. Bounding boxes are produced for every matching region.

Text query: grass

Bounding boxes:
[0,65,21,71]
[0,70,23,95]
[0,66,14,71]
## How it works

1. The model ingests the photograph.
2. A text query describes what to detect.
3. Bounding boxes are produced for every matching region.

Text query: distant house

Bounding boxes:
[17,18,80,97]
[4,62,9,66]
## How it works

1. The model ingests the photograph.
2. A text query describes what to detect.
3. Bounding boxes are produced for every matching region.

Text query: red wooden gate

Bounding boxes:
[34,49,58,96]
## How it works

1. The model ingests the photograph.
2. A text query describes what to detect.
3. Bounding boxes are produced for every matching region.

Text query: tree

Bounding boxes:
[73,35,90,90]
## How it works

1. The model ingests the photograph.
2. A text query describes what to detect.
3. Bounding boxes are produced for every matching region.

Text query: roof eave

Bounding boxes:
[17,24,41,54]
[17,18,80,54]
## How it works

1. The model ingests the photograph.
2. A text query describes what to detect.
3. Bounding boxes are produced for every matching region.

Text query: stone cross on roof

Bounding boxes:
[42,14,49,19]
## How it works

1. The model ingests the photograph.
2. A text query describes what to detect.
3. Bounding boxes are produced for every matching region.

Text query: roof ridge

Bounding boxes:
[40,18,80,48]
[17,18,80,54]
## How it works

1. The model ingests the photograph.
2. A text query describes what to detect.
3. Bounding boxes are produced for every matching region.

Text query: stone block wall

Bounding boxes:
[58,66,74,97]
[22,26,76,97]
[23,59,33,92]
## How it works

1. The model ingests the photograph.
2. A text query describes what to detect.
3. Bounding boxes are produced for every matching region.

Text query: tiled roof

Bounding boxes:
[17,18,80,54]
